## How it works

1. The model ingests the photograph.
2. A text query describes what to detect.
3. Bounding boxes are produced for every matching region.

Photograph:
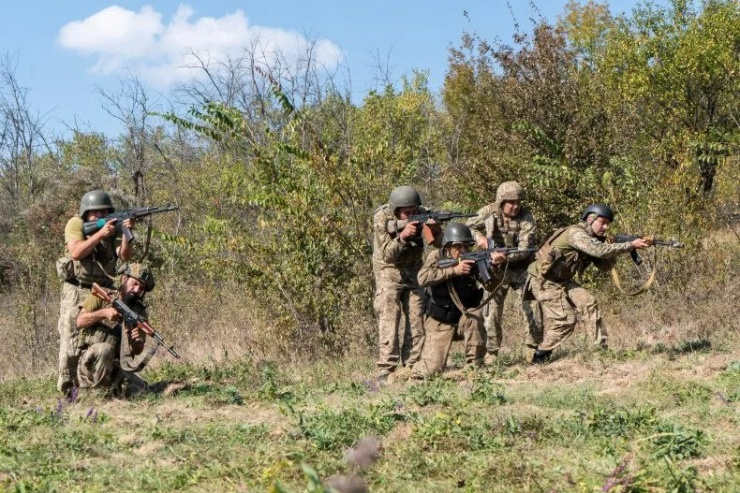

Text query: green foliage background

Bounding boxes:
[0,0,737,372]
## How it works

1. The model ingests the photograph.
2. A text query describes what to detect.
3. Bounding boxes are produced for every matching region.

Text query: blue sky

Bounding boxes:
[1,1,648,138]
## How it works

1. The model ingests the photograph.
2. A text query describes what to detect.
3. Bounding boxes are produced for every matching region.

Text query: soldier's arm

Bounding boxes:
[76,299,120,329]
[569,228,633,259]
[466,205,492,242]
[374,213,411,263]
[418,252,458,287]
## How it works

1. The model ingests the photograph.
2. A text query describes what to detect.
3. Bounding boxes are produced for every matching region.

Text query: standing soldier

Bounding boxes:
[56,190,135,394]
[526,204,650,363]
[76,263,154,393]
[372,186,441,381]
[412,223,498,378]
[467,181,543,361]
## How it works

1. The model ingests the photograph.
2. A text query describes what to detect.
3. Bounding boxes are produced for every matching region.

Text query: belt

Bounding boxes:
[65,279,111,290]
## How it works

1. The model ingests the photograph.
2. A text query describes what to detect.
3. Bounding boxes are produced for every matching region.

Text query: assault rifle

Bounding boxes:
[385,211,476,235]
[83,205,179,243]
[610,234,684,265]
[386,211,476,246]
[438,247,537,283]
[91,283,180,359]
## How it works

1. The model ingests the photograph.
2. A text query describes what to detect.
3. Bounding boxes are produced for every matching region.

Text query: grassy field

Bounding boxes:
[1,339,738,493]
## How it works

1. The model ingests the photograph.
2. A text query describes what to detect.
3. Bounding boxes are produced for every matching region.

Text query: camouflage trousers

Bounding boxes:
[57,282,91,393]
[374,273,425,377]
[411,309,486,379]
[77,342,117,388]
[530,276,607,351]
[485,267,543,354]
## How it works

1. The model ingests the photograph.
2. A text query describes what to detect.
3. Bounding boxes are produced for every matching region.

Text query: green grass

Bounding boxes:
[1,352,739,492]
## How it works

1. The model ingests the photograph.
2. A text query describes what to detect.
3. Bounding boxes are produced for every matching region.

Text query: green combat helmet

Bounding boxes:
[581,203,614,222]
[388,186,422,211]
[121,263,155,292]
[495,181,525,204]
[79,190,114,219]
[441,222,475,246]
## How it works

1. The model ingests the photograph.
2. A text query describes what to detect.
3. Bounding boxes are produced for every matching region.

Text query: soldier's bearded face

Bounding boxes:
[121,276,146,302]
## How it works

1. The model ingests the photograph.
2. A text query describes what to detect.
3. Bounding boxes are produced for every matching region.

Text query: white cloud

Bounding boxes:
[57,4,343,88]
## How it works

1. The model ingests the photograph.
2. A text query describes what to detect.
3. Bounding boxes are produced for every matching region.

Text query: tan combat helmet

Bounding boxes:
[121,263,155,292]
[495,181,525,206]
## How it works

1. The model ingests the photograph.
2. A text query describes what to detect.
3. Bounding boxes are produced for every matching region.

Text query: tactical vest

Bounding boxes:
[74,240,118,285]
[535,223,598,281]
[426,253,484,325]
[485,210,532,266]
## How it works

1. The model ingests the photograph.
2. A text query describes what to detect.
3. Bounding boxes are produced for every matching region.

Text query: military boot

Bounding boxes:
[531,350,552,364]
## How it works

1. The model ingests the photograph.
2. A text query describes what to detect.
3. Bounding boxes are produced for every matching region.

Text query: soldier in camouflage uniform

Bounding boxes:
[467,181,543,360]
[372,186,442,380]
[56,191,135,394]
[76,263,154,391]
[412,223,500,378]
[526,204,650,363]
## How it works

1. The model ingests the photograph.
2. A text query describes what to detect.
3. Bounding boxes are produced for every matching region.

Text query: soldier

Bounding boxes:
[56,190,135,394]
[412,223,499,378]
[372,186,441,381]
[526,204,650,363]
[467,181,543,361]
[76,263,154,392]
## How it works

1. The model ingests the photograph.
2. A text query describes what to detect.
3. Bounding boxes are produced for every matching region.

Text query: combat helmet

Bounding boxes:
[388,186,422,211]
[581,203,614,222]
[495,181,525,204]
[79,190,114,219]
[121,263,155,292]
[441,223,475,246]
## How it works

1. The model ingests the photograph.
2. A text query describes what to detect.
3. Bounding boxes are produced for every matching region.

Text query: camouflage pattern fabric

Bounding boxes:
[467,203,541,352]
[412,249,486,378]
[411,311,486,378]
[56,282,90,392]
[485,267,543,353]
[372,204,429,377]
[77,341,117,388]
[528,222,634,351]
[57,216,119,393]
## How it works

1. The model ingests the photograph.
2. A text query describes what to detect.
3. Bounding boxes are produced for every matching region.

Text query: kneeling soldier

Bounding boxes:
[412,223,501,378]
[75,263,155,392]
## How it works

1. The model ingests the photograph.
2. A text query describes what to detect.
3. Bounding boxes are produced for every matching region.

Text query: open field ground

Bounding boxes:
[2,339,738,492]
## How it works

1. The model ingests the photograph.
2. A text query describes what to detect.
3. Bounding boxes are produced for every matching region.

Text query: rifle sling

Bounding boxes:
[609,247,658,296]
[446,261,509,316]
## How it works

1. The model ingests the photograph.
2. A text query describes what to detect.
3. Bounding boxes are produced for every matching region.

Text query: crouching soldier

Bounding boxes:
[526,204,650,363]
[412,223,501,378]
[75,263,155,394]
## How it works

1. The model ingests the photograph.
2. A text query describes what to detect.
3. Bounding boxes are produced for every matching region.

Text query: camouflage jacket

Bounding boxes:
[528,222,633,281]
[466,204,536,265]
[372,204,430,274]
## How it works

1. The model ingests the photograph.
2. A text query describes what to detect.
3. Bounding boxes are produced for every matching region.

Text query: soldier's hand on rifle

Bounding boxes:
[631,238,651,250]
[475,236,488,249]
[425,218,442,233]
[454,259,475,276]
[105,306,121,322]
[96,218,118,238]
[130,325,145,343]
[491,251,507,265]
[122,218,136,230]
[400,221,421,241]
